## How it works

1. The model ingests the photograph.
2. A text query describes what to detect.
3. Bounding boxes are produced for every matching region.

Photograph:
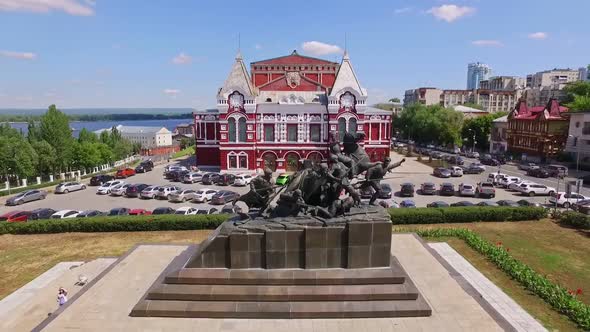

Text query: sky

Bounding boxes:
[0,0,589,109]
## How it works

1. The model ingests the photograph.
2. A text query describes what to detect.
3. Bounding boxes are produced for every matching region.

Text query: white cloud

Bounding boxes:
[255,44,262,50]
[301,41,343,56]
[427,4,475,23]
[528,32,548,40]
[172,52,192,65]
[164,89,180,98]
[0,50,36,60]
[0,0,95,16]
[44,92,56,97]
[472,40,504,47]
[394,7,412,14]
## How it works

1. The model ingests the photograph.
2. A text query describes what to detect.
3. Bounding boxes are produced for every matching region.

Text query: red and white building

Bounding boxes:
[193,50,391,172]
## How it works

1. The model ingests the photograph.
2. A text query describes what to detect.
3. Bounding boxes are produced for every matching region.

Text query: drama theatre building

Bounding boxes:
[193,50,392,172]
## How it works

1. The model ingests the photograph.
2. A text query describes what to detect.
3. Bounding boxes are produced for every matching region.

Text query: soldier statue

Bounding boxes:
[236,167,275,210]
[363,156,405,205]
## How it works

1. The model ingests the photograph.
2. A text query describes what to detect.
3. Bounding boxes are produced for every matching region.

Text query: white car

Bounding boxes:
[174,206,198,215]
[155,185,181,200]
[450,166,463,177]
[508,179,534,191]
[183,172,203,184]
[140,186,161,199]
[234,174,254,186]
[96,180,125,195]
[499,176,520,188]
[458,183,476,197]
[517,183,555,197]
[549,192,589,208]
[487,173,507,186]
[51,210,80,219]
[110,183,131,196]
[192,188,218,203]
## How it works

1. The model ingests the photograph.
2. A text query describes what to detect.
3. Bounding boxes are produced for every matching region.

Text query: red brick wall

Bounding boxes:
[196,147,220,167]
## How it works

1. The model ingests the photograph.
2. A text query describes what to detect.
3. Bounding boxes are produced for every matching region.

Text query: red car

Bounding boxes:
[115,168,136,178]
[129,209,152,216]
[0,210,32,222]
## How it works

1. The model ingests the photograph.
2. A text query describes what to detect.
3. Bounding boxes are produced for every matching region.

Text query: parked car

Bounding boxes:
[51,210,80,219]
[276,173,292,186]
[491,154,508,164]
[108,207,130,216]
[399,183,415,197]
[439,183,455,196]
[496,200,520,207]
[463,163,485,174]
[140,186,161,199]
[152,207,175,215]
[210,190,240,205]
[487,173,507,186]
[476,182,496,198]
[129,209,152,216]
[466,151,480,158]
[155,185,181,200]
[29,208,56,220]
[77,210,104,217]
[433,167,451,178]
[419,182,436,195]
[458,183,476,197]
[0,210,32,222]
[399,199,416,208]
[174,206,198,215]
[450,166,463,177]
[168,170,190,182]
[480,158,500,166]
[518,162,539,171]
[55,181,86,194]
[427,201,450,208]
[89,174,114,186]
[549,192,589,208]
[379,183,393,198]
[195,207,219,215]
[96,180,125,195]
[135,160,154,173]
[192,188,218,203]
[448,156,464,166]
[451,201,475,207]
[527,168,550,178]
[573,200,590,214]
[169,189,198,203]
[221,204,239,214]
[546,164,568,178]
[517,183,555,197]
[216,174,236,186]
[201,172,221,185]
[499,176,520,188]
[126,184,150,197]
[115,168,136,178]
[164,165,188,174]
[477,201,499,207]
[183,172,203,184]
[516,199,543,208]
[110,183,132,196]
[430,152,443,159]
[6,190,47,206]
[234,174,254,186]
[508,180,534,191]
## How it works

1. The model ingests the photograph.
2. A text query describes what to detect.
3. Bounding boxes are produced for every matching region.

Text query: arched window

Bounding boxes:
[348,118,357,136]
[238,117,247,142]
[266,98,272,102]
[228,118,236,142]
[338,118,347,142]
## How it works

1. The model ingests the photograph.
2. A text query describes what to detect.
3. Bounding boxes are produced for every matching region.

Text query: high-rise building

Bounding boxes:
[403,87,442,106]
[467,62,492,90]
[579,67,589,82]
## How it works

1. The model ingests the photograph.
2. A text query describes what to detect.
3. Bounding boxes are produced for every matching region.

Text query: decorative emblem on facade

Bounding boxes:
[286,71,301,89]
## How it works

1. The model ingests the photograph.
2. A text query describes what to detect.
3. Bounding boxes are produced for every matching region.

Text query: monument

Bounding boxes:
[130,132,431,318]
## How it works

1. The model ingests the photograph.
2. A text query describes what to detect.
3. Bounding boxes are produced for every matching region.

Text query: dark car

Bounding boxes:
[527,168,550,178]
[210,190,240,205]
[439,183,455,196]
[399,199,416,208]
[496,200,520,207]
[108,207,130,216]
[516,199,543,207]
[451,201,475,207]
[448,156,464,166]
[427,201,450,208]
[78,210,104,217]
[169,170,190,182]
[29,208,56,220]
[152,207,175,215]
[433,167,451,178]
[216,174,236,186]
[380,183,393,198]
[477,201,499,207]
[125,183,150,197]
[399,183,415,197]
[480,158,500,166]
[135,161,153,173]
[419,182,437,195]
[491,154,508,164]
[201,173,221,185]
[89,174,114,186]
[462,164,485,174]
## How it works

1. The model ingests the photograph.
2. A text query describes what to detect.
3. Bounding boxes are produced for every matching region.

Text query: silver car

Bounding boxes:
[6,190,47,206]
[110,183,131,196]
[155,185,181,200]
[168,189,198,203]
[183,172,203,184]
[55,182,86,194]
[140,186,161,199]
[458,183,476,197]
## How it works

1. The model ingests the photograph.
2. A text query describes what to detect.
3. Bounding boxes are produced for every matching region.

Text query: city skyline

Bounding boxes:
[0,0,589,109]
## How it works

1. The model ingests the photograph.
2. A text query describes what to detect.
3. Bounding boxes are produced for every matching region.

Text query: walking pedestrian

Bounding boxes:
[57,287,68,307]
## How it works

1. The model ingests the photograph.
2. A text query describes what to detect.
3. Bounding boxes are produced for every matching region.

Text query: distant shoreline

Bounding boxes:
[0,113,194,123]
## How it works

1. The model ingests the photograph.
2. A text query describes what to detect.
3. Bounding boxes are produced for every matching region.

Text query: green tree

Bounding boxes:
[566,95,590,112]
[99,130,110,145]
[31,140,57,175]
[180,137,194,150]
[389,97,400,103]
[563,81,590,104]
[27,121,42,142]
[0,136,38,179]
[39,105,74,172]
[461,112,508,150]
[78,128,98,143]
[462,102,484,110]
[95,143,114,164]
[393,103,463,146]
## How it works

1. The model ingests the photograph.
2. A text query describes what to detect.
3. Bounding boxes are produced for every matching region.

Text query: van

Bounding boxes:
[546,165,568,177]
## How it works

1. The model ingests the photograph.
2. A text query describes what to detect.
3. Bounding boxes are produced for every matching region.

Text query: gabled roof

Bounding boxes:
[219,51,255,96]
[252,50,338,65]
[510,98,568,120]
[330,51,366,96]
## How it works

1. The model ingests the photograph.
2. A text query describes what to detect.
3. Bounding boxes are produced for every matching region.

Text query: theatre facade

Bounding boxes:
[193,50,391,172]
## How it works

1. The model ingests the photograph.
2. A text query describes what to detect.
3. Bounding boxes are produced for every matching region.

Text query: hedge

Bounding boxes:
[0,214,229,235]
[556,211,590,230]
[409,228,590,330]
[389,207,547,225]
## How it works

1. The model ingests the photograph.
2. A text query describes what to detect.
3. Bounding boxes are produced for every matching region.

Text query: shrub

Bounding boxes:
[556,211,590,230]
[388,207,547,225]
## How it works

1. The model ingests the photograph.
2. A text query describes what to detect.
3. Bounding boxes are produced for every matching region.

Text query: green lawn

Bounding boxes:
[172,146,195,159]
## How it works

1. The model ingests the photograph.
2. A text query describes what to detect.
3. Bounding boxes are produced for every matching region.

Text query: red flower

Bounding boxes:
[568,290,574,295]
[576,288,583,295]
[506,248,510,252]
[496,241,503,246]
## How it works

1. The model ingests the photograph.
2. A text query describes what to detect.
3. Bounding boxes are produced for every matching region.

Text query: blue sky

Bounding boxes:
[0,0,588,109]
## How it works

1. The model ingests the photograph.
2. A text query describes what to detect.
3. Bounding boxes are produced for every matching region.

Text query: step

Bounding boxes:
[131,297,433,319]
[146,283,419,302]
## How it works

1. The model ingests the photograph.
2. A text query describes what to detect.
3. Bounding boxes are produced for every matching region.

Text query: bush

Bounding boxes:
[409,228,590,330]
[389,207,547,225]
[0,214,230,235]
[556,211,590,230]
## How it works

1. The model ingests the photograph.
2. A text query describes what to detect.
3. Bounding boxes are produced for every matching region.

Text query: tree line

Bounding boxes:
[0,105,140,182]
[0,112,192,123]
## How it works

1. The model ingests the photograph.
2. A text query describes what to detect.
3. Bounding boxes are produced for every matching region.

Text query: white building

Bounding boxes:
[490,115,508,154]
[528,68,580,88]
[565,112,590,165]
[94,125,173,148]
